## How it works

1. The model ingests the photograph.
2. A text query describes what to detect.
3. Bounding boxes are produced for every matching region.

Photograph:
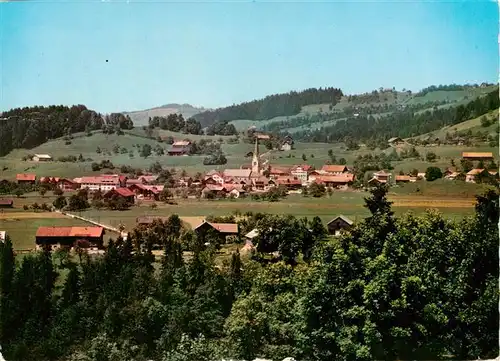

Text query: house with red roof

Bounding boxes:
[35,226,105,250]
[128,184,164,200]
[57,178,79,191]
[0,199,14,208]
[16,173,36,185]
[77,174,127,192]
[321,165,349,175]
[314,174,355,189]
[275,176,302,190]
[104,188,136,204]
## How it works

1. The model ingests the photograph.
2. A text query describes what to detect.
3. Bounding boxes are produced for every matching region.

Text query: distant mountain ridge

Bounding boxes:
[124,103,207,126]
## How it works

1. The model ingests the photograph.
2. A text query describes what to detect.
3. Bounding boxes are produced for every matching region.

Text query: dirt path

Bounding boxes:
[0,212,68,219]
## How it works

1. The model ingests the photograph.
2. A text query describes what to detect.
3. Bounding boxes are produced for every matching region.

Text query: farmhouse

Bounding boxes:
[16,173,36,185]
[0,199,14,208]
[194,220,239,241]
[251,176,270,191]
[268,166,291,178]
[314,174,355,189]
[395,175,412,184]
[32,154,53,162]
[369,171,392,185]
[462,152,494,161]
[128,184,164,200]
[201,184,227,198]
[388,137,404,146]
[78,175,127,191]
[275,176,302,190]
[205,170,224,184]
[465,169,498,183]
[168,140,191,156]
[57,178,79,191]
[321,165,349,175]
[327,215,353,236]
[35,226,104,250]
[104,188,136,204]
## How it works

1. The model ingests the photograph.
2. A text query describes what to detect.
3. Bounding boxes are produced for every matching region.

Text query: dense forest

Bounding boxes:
[0,186,497,361]
[260,100,449,134]
[292,88,499,143]
[0,106,133,157]
[193,87,344,127]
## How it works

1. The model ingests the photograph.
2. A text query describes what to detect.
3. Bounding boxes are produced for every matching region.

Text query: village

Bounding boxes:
[0,135,497,255]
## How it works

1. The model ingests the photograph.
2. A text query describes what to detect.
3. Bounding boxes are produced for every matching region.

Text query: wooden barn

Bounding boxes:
[35,226,105,250]
[327,215,354,236]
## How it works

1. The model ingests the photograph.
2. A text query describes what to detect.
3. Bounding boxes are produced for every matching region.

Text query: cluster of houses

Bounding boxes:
[24,213,355,252]
[11,147,498,206]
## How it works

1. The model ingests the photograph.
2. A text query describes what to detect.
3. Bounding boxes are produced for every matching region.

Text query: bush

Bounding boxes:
[203,152,227,166]
[425,166,443,181]
[426,152,437,162]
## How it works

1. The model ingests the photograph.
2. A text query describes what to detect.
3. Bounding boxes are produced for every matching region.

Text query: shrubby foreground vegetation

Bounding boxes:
[0,186,498,361]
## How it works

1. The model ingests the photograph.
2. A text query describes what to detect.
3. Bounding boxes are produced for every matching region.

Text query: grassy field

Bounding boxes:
[0,131,258,179]
[74,182,482,233]
[1,179,487,251]
[414,109,499,141]
[0,133,496,181]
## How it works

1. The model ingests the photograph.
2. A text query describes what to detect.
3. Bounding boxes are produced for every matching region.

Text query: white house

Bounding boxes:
[77,175,126,191]
[32,154,53,162]
[290,165,313,184]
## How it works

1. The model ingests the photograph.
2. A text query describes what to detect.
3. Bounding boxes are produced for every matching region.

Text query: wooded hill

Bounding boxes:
[0,105,133,157]
[193,87,344,127]
[291,87,499,144]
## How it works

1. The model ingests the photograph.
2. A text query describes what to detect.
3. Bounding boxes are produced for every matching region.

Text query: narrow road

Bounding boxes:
[55,209,128,239]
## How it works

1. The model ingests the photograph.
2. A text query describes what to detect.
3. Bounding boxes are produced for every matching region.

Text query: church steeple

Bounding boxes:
[252,136,260,175]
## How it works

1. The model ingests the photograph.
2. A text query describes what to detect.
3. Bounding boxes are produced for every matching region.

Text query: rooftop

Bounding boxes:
[36,226,104,238]
[327,215,354,226]
[223,169,252,178]
[321,165,348,173]
[33,154,52,159]
[194,221,239,234]
[172,140,191,146]
[462,152,494,158]
[16,173,36,181]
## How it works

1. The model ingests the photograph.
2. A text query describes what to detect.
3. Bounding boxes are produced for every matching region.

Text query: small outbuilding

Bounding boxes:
[0,199,14,208]
[327,215,354,236]
[32,154,53,162]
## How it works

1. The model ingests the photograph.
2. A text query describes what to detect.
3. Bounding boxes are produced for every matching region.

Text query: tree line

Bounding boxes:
[0,105,134,156]
[415,83,494,97]
[193,87,344,127]
[0,186,497,361]
[148,114,202,135]
[292,87,499,143]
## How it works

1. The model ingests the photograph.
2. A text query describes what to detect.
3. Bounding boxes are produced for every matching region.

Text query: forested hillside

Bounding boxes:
[193,87,343,127]
[292,87,499,143]
[0,186,497,361]
[0,106,133,157]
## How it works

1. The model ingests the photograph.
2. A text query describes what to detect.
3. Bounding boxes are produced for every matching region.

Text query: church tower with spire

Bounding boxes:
[251,136,260,175]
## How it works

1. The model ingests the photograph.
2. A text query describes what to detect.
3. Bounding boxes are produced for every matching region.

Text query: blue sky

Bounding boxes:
[1,0,498,113]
